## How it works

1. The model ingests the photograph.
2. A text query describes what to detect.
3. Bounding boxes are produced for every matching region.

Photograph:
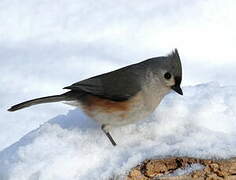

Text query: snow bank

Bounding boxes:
[1,82,236,180]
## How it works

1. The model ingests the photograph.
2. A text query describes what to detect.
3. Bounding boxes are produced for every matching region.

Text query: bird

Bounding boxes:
[8,49,183,146]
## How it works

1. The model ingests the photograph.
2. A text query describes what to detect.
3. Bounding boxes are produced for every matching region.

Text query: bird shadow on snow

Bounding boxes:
[0,108,99,164]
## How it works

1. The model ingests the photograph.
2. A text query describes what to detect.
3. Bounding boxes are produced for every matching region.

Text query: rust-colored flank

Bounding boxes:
[84,95,131,113]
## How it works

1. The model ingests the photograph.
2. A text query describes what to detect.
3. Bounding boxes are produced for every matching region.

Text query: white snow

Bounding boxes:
[1,83,236,180]
[1,0,236,179]
[168,163,204,177]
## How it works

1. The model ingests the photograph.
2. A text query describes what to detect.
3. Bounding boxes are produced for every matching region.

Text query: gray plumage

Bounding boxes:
[8,91,81,112]
[8,95,66,112]
[63,63,143,101]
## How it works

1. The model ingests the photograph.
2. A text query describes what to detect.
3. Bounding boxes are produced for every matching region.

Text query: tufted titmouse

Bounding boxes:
[8,49,183,146]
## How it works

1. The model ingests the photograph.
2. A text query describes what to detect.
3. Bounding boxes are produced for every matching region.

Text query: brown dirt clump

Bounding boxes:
[127,157,236,180]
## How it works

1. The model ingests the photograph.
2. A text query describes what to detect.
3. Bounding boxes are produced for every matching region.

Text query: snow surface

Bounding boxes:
[1,0,236,179]
[168,163,204,177]
[1,83,236,180]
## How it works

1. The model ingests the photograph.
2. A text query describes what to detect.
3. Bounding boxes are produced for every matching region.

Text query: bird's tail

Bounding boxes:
[8,92,77,112]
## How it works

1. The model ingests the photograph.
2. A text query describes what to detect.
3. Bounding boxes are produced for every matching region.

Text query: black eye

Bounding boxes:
[164,72,171,80]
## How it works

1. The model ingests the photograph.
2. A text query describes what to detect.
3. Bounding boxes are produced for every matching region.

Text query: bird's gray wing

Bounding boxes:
[64,64,143,101]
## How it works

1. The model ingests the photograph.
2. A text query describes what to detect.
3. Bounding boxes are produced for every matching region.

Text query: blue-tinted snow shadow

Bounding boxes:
[48,108,99,130]
[0,108,99,172]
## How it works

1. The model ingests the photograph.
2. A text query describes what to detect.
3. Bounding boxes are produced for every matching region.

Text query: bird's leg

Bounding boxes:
[101,124,117,146]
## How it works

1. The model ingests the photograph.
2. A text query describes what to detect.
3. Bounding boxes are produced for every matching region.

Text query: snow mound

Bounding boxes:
[0,82,236,180]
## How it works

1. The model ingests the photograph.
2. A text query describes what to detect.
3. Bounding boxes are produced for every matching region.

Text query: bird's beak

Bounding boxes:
[171,84,183,95]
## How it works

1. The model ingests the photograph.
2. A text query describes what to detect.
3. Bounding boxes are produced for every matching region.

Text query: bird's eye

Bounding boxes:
[164,72,171,80]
